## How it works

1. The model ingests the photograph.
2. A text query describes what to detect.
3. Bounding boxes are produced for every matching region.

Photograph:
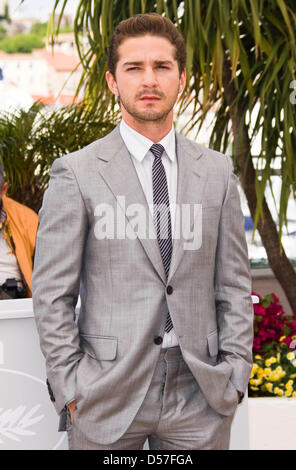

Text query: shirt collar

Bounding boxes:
[120,119,176,163]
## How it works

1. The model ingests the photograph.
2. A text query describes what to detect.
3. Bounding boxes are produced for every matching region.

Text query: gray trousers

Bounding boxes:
[67,346,236,450]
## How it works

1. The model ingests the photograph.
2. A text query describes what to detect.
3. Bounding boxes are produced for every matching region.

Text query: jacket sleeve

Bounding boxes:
[214,154,254,395]
[32,156,88,415]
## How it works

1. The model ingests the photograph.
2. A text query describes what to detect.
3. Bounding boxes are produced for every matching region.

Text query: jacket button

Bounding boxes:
[166,285,173,295]
[154,336,163,345]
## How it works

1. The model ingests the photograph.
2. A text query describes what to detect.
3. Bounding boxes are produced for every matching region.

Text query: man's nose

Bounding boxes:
[142,68,158,86]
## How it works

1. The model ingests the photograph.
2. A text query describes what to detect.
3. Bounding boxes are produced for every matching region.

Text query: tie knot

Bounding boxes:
[150,143,165,159]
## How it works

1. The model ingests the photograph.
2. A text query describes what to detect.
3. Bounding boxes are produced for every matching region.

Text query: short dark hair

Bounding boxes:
[107,13,186,77]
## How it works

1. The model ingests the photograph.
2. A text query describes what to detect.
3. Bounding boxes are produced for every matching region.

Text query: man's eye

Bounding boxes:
[127,67,140,71]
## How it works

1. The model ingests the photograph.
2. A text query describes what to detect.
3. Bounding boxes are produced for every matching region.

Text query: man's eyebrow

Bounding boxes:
[154,60,174,66]
[123,61,143,67]
[122,60,174,67]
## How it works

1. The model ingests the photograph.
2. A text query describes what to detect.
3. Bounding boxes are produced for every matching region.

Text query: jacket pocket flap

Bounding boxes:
[80,334,117,361]
[207,329,218,357]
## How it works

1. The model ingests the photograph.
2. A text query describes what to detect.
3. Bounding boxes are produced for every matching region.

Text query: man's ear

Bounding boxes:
[178,69,186,95]
[106,71,119,97]
[0,182,9,197]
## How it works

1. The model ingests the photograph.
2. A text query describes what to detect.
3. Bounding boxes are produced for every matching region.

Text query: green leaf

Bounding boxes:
[282,326,292,337]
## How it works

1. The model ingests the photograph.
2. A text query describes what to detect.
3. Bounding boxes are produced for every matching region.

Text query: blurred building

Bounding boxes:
[5,17,37,36]
[46,31,89,57]
[0,66,33,112]
[48,32,77,55]
[0,48,82,106]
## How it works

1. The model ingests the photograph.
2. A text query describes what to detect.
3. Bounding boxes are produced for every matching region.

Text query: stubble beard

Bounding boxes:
[118,91,179,124]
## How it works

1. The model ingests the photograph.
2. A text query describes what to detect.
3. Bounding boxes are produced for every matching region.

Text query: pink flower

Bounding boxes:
[267,329,277,339]
[273,320,283,330]
[261,318,270,327]
[267,302,283,315]
[254,305,266,316]
[253,338,262,351]
[252,292,296,355]
[287,321,296,331]
[282,336,293,347]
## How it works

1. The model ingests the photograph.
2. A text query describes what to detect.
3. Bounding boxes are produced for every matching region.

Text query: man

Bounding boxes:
[0,163,38,299]
[32,13,253,450]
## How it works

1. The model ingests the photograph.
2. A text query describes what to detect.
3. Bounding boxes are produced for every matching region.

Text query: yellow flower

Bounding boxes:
[255,355,262,359]
[250,363,258,378]
[265,357,277,367]
[292,392,296,397]
[286,380,294,388]
[274,387,284,396]
[280,336,286,341]
[257,368,265,379]
[264,367,272,378]
[290,374,296,379]
[269,370,286,382]
[250,378,263,386]
[285,389,292,397]
[287,352,295,360]
[250,386,259,391]
[265,382,273,392]
[292,360,296,367]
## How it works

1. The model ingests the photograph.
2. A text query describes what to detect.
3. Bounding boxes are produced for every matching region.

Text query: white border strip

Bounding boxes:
[0,299,34,320]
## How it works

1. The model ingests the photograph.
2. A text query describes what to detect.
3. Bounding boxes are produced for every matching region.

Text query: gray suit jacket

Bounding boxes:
[32,125,253,445]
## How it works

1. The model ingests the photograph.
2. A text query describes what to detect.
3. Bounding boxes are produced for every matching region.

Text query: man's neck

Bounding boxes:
[121,114,174,143]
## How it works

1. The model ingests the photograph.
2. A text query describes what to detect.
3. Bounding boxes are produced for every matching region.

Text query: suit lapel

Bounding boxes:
[167,132,208,281]
[97,126,167,285]
[96,126,208,286]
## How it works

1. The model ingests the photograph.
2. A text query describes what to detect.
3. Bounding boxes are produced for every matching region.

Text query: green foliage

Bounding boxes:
[58,25,74,33]
[30,22,48,37]
[31,21,73,38]
[0,24,7,41]
[0,103,115,212]
[0,33,44,53]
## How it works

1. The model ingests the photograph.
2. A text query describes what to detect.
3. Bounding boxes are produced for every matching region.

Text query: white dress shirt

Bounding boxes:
[120,119,179,348]
[0,231,22,285]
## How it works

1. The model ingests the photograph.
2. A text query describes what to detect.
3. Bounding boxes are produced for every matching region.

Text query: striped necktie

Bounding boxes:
[151,143,173,333]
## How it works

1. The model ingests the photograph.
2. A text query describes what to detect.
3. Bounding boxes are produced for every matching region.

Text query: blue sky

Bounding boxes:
[9,0,79,20]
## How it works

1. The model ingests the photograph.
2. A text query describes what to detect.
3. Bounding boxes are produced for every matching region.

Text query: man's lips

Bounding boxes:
[140,96,161,101]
